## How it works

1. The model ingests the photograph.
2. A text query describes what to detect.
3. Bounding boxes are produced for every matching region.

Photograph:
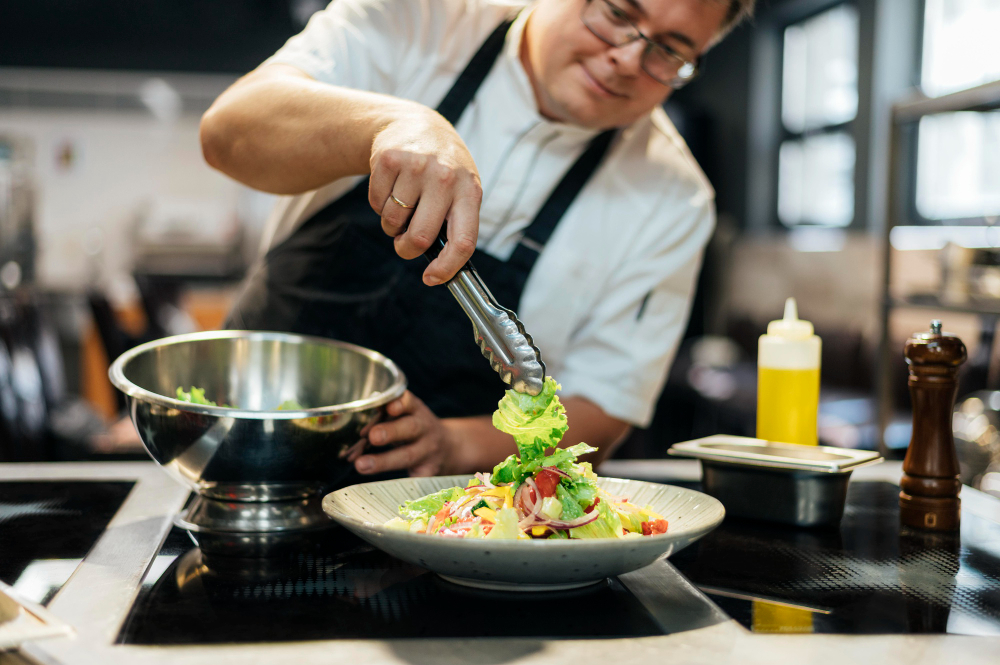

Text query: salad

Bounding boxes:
[385,378,669,540]
[175,386,302,410]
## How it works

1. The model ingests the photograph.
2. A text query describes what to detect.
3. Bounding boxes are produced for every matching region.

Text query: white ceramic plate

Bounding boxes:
[322,475,724,591]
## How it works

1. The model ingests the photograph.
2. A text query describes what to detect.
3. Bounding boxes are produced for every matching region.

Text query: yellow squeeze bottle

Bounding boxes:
[756,298,821,446]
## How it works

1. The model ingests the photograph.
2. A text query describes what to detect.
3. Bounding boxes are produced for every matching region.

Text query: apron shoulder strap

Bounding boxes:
[435,18,516,125]
[506,128,617,273]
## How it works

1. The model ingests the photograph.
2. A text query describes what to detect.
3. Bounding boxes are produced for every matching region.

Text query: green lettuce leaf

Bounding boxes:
[614,505,645,533]
[541,443,597,471]
[485,507,521,540]
[555,484,585,520]
[399,486,463,520]
[492,377,567,463]
[176,386,218,406]
[491,454,523,485]
[613,503,663,534]
[570,498,623,539]
[489,379,602,494]
[563,476,599,510]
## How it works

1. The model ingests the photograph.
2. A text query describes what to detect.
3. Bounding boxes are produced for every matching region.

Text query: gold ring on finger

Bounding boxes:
[390,193,416,209]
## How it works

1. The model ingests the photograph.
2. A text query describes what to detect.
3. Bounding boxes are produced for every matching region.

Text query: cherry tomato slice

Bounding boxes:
[641,518,669,536]
[534,468,561,498]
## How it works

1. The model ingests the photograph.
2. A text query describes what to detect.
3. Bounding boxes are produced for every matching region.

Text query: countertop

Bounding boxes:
[1,459,998,665]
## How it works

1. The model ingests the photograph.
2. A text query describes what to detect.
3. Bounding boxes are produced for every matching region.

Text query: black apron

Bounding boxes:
[227,18,615,419]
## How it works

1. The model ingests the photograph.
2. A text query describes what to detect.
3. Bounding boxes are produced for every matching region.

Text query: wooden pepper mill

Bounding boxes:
[900,320,967,531]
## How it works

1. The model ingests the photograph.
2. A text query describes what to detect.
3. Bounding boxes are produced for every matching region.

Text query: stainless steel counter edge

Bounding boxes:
[1,460,997,665]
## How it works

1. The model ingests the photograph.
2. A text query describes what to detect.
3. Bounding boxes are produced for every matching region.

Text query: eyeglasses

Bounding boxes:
[580,0,700,89]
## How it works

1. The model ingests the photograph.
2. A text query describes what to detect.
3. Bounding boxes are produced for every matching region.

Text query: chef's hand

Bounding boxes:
[368,108,482,285]
[352,391,464,477]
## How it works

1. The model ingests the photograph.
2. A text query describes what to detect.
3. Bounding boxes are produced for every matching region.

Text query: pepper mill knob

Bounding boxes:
[900,320,967,531]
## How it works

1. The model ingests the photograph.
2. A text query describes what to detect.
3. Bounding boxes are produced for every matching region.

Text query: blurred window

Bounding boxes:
[779,133,856,227]
[781,5,859,133]
[916,112,1000,221]
[921,0,1000,98]
[916,0,1000,222]
[778,4,859,228]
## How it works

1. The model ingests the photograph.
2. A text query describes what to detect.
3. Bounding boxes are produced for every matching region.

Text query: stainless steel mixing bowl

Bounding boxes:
[109,330,406,501]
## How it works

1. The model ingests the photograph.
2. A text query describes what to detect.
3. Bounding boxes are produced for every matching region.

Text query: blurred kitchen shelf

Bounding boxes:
[878,79,1000,457]
[891,294,1000,317]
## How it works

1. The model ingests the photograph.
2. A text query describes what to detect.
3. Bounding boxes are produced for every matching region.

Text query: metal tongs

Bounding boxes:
[425,234,546,395]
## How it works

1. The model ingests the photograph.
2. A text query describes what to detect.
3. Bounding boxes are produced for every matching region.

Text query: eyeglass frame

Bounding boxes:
[580,0,701,89]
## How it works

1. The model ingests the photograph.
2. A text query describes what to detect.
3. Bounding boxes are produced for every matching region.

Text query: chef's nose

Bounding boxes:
[609,39,645,77]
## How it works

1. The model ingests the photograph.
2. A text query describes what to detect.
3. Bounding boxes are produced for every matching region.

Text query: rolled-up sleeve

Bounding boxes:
[263,0,432,94]
[557,190,715,427]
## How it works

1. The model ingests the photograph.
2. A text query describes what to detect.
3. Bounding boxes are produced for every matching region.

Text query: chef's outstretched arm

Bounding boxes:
[350,391,631,477]
[200,63,482,284]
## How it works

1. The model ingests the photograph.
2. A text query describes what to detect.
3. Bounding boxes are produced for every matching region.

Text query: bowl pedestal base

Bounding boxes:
[175,493,334,557]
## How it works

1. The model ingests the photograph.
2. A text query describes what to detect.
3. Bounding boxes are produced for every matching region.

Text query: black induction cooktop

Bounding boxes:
[0,480,135,605]
[115,479,1000,644]
[118,526,666,644]
[671,481,1000,635]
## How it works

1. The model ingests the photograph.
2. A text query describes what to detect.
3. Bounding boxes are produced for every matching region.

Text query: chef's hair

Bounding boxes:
[717,0,756,41]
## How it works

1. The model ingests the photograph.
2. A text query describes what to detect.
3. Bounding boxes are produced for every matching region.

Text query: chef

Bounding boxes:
[200,0,754,477]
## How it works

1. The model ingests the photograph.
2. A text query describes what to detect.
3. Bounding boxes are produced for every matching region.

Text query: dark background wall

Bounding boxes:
[668,19,754,232]
[0,0,299,73]
[1,0,777,236]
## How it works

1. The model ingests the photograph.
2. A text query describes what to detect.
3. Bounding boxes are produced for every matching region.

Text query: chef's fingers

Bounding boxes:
[423,188,480,285]
[385,391,419,418]
[368,414,424,447]
[409,461,440,477]
[368,150,401,216]
[379,179,421,239]
[393,179,451,261]
[355,439,431,475]
[385,398,405,418]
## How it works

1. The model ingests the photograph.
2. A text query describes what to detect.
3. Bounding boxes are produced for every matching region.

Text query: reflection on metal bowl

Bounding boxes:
[108,330,407,502]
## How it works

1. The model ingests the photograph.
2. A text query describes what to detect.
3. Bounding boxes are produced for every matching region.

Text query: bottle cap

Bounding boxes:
[766,298,814,339]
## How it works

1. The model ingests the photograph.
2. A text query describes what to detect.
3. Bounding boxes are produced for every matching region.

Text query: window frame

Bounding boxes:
[779,1,860,229]
[745,0,925,235]
[907,0,1000,228]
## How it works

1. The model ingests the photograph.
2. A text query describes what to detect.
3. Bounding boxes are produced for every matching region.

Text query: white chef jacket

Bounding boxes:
[260,0,716,427]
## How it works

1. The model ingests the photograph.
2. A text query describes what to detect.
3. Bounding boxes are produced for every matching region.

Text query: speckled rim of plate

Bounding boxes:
[322,475,725,591]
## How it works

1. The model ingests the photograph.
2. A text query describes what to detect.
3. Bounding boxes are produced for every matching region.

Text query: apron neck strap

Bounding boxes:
[435,17,516,125]
[434,13,619,274]
[507,128,618,273]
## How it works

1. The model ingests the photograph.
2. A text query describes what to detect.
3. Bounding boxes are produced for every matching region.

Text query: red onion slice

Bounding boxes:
[524,477,540,502]
[518,482,545,529]
[541,466,572,479]
[544,510,601,530]
[513,483,526,513]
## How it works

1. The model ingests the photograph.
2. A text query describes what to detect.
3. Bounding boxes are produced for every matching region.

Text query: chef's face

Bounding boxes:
[522,0,730,128]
